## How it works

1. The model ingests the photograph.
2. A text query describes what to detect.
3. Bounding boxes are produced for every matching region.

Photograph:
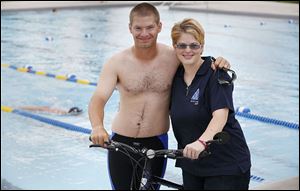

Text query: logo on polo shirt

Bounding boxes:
[191,88,199,105]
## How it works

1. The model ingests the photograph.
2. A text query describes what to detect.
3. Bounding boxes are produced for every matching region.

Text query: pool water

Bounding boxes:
[1,5,299,189]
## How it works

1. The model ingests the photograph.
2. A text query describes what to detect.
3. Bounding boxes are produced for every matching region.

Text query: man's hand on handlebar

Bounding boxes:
[90,127,110,147]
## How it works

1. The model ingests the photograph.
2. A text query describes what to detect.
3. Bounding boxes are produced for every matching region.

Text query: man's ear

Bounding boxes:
[129,23,132,34]
[158,22,162,33]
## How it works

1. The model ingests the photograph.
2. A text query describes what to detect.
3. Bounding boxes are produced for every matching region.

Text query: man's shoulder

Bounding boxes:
[157,43,177,60]
[158,43,179,66]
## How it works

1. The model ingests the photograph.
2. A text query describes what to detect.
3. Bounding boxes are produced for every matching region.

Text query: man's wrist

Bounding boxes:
[92,125,104,130]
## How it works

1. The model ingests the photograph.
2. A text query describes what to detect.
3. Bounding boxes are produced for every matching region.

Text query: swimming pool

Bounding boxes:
[1,5,299,189]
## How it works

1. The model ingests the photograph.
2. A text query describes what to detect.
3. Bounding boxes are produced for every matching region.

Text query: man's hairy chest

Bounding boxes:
[118,68,173,94]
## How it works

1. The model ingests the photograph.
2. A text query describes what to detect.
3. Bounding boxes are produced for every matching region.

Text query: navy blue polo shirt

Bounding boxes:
[170,56,251,176]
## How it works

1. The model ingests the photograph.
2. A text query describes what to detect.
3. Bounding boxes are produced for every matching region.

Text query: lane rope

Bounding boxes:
[1,63,97,86]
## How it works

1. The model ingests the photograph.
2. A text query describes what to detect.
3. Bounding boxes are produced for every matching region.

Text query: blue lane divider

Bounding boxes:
[1,63,97,86]
[235,108,298,130]
[15,109,92,134]
[250,175,265,182]
[2,105,265,183]
[1,105,91,135]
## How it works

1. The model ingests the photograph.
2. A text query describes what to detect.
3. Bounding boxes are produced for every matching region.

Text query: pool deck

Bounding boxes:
[1,1,299,190]
[253,176,299,190]
[1,1,299,20]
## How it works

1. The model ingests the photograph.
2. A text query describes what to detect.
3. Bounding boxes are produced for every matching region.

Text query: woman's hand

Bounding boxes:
[183,140,206,160]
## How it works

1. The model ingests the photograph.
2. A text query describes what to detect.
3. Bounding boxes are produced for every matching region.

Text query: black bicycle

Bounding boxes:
[89,131,230,190]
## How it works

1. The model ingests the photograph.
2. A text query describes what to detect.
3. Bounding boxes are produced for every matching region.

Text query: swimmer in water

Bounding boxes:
[18,106,83,116]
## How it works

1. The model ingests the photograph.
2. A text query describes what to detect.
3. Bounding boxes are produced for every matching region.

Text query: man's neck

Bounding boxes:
[132,44,158,61]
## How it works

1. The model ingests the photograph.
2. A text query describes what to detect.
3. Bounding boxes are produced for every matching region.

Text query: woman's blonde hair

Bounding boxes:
[171,18,205,46]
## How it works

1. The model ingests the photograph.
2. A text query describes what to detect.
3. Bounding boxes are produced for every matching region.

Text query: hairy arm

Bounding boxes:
[88,57,118,145]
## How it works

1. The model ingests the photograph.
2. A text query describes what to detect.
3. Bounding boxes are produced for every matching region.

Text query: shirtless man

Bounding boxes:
[89,3,230,190]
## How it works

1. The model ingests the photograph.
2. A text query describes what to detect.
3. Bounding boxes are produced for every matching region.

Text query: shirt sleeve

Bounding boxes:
[208,69,235,114]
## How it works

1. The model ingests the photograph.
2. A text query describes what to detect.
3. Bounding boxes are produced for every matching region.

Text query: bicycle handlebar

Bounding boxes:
[89,139,184,159]
[89,131,230,160]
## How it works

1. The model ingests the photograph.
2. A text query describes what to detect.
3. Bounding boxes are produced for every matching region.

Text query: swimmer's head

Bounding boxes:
[24,65,33,71]
[66,74,77,79]
[68,107,83,115]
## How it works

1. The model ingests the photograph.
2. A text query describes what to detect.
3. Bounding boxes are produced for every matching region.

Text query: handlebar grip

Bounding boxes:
[89,144,101,148]
[169,149,184,159]
[198,150,210,158]
[154,149,184,159]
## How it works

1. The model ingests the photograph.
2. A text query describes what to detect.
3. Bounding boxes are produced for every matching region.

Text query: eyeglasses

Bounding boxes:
[176,43,202,50]
[217,68,237,85]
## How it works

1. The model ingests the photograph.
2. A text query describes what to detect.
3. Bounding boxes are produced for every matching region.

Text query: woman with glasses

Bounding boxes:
[169,18,251,190]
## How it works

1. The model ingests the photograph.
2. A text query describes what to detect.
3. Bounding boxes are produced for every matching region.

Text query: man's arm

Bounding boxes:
[211,56,231,70]
[88,58,118,146]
